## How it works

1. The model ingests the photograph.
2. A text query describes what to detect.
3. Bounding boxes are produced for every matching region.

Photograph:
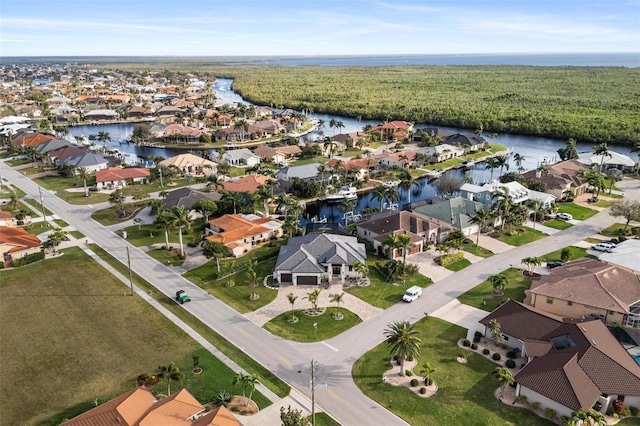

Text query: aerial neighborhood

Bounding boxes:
[2,61,640,426]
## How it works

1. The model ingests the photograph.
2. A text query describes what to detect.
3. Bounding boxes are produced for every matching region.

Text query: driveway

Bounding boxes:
[406,251,454,282]
[430,299,489,330]
[476,234,514,254]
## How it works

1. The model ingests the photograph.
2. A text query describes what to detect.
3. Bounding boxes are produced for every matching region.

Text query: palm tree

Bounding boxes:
[48,227,68,254]
[246,259,259,301]
[254,184,272,217]
[233,119,249,142]
[372,186,388,210]
[329,118,338,137]
[8,189,21,210]
[233,372,249,400]
[206,174,222,191]
[491,186,513,230]
[384,186,400,209]
[397,170,417,206]
[157,362,184,396]
[470,208,493,246]
[593,143,611,173]
[489,274,508,295]
[495,154,510,178]
[202,241,229,276]
[97,131,111,151]
[485,157,499,181]
[224,191,244,214]
[558,138,578,161]
[512,152,525,173]
[338,197,356,224]
[529,199,542,231]
[487,319,504,346]
[330,293,345,318]
[606,168,623,195]
[419,362,436,386]
[171,205,191,257]
[570,409,607,426]
[384,321,421,377]
[492,367,514,399]
[76,167,91,197]
[522,257,542,274]
[287,293,298,322]
[155,209,174,250]
[245,374,260,406]
[317,164,328,191]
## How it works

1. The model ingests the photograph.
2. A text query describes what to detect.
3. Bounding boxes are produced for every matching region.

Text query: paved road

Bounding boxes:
[2,161,632,426]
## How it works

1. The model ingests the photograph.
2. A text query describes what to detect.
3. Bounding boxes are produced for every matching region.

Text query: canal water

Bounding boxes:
[66,78,636,225]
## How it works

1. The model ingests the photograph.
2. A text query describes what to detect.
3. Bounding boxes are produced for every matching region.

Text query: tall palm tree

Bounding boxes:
[254,184,272,217]
[397,170,417,206]
[495,154,510,178]
[75,167,91,197]
[485,157,499,182]
[233,119,248,141]
[489,273,508,295]
[233,372,249,400]
[97,131,111,151]
[287,293,298,322]
[606,168,623,195]
[206,174,222,191]
[317,164,328,191]
[171,205,191,257]
[492,367,514,399]
[155,209,175,250]
[384,321,421,377]
[491,186,513,230]
[521,257,542,274]
[329,118,338,137]
[245,374,260,406]
[157,362,184,396]
[224,191,244,214]
[529,199,542,231]
[330,293,345,318]
[372,186,388,211]
[487,319,504,346]
[512,153,525,173]
[593,143,611,173]
[384,186,400,209]
[384,234,412,272]
[470,207,494,246]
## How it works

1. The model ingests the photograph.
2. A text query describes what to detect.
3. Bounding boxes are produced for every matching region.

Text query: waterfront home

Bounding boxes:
[441,133,486,152]
[459,180,530,209]
[205,213,282,257]
[162,187,223,210]
[276,162,324,191]
[95,167,150,190]
[521,159,588,200]
[155,105,180,117]
[220,175,276,194]
[57,151,110,174]
[525,258,640,328]
[222,148,261,167]
[577,150,636,172]
[0,226,42,266]
[477,300,640,418]
[213,127,243,142]
[248,119,284,137]
[161,124,202,143]
[527,189,557,210]
[376,150,417,170]
[159,153,217,176]
[412,197,483,237]
[416,144,464,163]
[356,210,450,258]
[371,120,414,141]
[127,105,153,118]
[274,234,366,286]
[326,157,376,181]
[275,145,303,159]
[83,109,119,121]
[253,145,286,164]
[13,132,55,149]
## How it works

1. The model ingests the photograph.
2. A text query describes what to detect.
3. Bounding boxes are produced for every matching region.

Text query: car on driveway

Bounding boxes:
[546,261,566,269]
[175,290,191,304]
[556,213,573,221]
[591,242,615,253]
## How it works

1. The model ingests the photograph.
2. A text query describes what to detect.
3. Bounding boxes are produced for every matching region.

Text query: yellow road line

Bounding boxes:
[238,328,250,337]
[278,356,291,367]
[327,389,344,402]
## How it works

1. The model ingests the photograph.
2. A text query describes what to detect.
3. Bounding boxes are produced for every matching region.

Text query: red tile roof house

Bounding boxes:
[62,387,242,426]
[205,213,283,257]
[477,300,640,419]
[325,157,378,181]
[220,175,276,194]
[0,211,17,227]
[0,226,43,266]
[95,167,151,190]
[162,124,203,144]
[14,132,55,149]
[371,120,414,141]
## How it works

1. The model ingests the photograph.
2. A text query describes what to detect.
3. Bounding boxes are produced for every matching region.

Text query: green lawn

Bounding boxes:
[542,219,573,230]
[69,230,85,239]
[556,202,598,220]
[430,145,508,171]
[0,247,270,426]
[457,268,532,312]
[264,308,362,342]
[444,258,471,272]
[57,190,110,205]
[312,412,342,426]
[345,258,433,309]
[618,419,640,425]
[600,223,631,237]
[89,244,291,399]
[352,317,553,426]
[462,240,494,258]
[493,227,547,246]
[542,246,594,262]
[147,248,186,266]
[594,199,614,208]
[289,156,328,167]
[121,222,194,247]
[33,175,93,191]
[22,197,54,216]
[5,157,32,166]
[91,202,150,226]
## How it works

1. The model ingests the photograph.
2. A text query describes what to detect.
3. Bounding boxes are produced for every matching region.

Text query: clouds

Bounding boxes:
[1,0,638,56]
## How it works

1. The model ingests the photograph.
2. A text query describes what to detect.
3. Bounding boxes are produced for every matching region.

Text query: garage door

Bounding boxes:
[280,274,292,283]
[297,276,318,285]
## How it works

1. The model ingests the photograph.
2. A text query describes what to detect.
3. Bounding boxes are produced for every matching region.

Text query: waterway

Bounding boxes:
[66,78,636,225]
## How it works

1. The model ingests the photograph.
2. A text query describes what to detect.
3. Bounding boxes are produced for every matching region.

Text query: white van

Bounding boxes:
[402,286,422,303]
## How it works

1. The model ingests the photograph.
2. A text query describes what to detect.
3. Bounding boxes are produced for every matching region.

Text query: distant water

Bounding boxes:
[226,53,640,68]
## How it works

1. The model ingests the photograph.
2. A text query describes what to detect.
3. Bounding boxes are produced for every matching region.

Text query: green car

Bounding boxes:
[175,290,191,304]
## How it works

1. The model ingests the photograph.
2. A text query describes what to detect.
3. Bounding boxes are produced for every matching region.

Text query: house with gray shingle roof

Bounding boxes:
[57,152,110,173]
[412,197,482,237]
[274,234,366,286]
[478,300,640,418]
[222,148,260,167]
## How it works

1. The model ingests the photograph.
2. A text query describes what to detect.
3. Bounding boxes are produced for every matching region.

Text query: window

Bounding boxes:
[348,266,353,272]
[546,297,554,304]
[567,301,573,306]
[608,311,615,315]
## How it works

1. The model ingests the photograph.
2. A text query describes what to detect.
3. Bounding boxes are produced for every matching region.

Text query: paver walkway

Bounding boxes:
[245,282,383,327]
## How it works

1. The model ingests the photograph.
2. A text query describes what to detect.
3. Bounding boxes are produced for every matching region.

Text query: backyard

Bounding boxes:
[352,317,552,426]
[264,308,362,342]
[457,268,533,312]
[0,247,270,426]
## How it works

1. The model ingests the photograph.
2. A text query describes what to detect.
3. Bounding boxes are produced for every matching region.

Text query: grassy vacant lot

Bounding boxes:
[264,308,362,342]
[444,258,471,272]
[0,247,269,426]
[542,219,573,230]
[492,227,547,246]
[122,222,200,247]
[147,248,186,266]
[458,268,532,312]
[34,175,95,191]
[58,190,110,205]
[556,202,598,220]
[600,223,631,237]
[431,145,508,171]
[290,156,329,167]
[89,244,290,399]
[91,201,150,226]
[345,258,433,309]
[353,317,552,426]
[542,246,594,262]
[184,243,285,313]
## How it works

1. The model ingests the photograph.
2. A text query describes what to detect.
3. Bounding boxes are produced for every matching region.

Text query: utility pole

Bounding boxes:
[310,359,316,426]
[159,165,164,188]
[126,246,134,296]
[38,186,48,227]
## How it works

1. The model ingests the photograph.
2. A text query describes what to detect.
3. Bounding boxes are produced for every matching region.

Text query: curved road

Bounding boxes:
[3,160,635,426]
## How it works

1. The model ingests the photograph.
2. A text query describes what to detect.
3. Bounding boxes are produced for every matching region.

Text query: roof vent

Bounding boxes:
[581,327,586,332]
[591,340,597,346]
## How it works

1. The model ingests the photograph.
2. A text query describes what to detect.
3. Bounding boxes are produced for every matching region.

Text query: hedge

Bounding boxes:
[11,250,45,267]
[434,251,465,266]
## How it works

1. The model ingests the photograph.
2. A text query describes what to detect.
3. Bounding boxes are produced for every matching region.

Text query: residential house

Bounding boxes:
[95,167,150,190]
[274,234,366,285]
[127,106,154,118]
[416,144,464,163]
[356,210,450,258]
[159,153,218,176]
[253,145,286,164]
[213,127,243,142]
[162,124,202,143]
[275,145,302,160]
[205,213,282,257]
[0,226,42,265]
[522,160,589,200]
[478,300,640,418]
[371,120,414,141]
[325,157,376,181]
[33,138,74,155]
[276,162,323,191]
[162,187,223,210]
[527,189,557,210]
[248,119,284,137]
[577,150,636,172]
[376,150,417,170]
[333,131,366,148]
[459,180,530,210]
[220,175,276,194]
[156,105,180,117]
[57,151,110,174]
[46,145,86,164]
[14,132,55,149]
[84,109,119,121]
[62,387,242,426]
[441,133,486,152]
[598,239,640,274]
[525,258,640,328]
[0,211,16,227]
[222,148,261,167]
[412,197,483,236]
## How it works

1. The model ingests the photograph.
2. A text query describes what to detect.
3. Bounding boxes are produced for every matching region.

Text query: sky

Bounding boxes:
[1,0,639,57]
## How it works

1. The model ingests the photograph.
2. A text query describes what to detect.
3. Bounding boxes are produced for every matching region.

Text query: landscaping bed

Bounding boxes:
[263,308,361,342]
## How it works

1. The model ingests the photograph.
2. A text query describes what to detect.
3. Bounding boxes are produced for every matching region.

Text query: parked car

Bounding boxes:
[556,213,573,221]
[546,261,566,269]
[402,286,422,303]
[175,290,191,304]
[591,243,615,253]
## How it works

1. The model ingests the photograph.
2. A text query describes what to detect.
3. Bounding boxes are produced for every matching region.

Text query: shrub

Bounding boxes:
[629,406,639,416]
[545,408,556,418]
[474,331,483,339]
[473,336,481,343]
[515,395,528,404]
[462,339,471,347]
[434,251,464,266]
[11,250,45,267]
[492,353,501,361]
[230,406,240,412]
[410,378,419,387]
[531,402,541,410]
[505,359,516,368]
[404,263,419,276]
[405,370,413,376]
[471,343,478,350]
[560,247,571,262]
[419,387,427,395]
[506,350,517,359]
[483,349,490,355]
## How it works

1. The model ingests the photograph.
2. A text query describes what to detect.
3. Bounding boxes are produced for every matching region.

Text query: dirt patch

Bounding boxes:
[227,395,258,416]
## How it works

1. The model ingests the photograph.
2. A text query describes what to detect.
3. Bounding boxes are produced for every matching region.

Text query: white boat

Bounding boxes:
[382,180,401,188]
[325,185,358,202]
[310,216,328,224]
